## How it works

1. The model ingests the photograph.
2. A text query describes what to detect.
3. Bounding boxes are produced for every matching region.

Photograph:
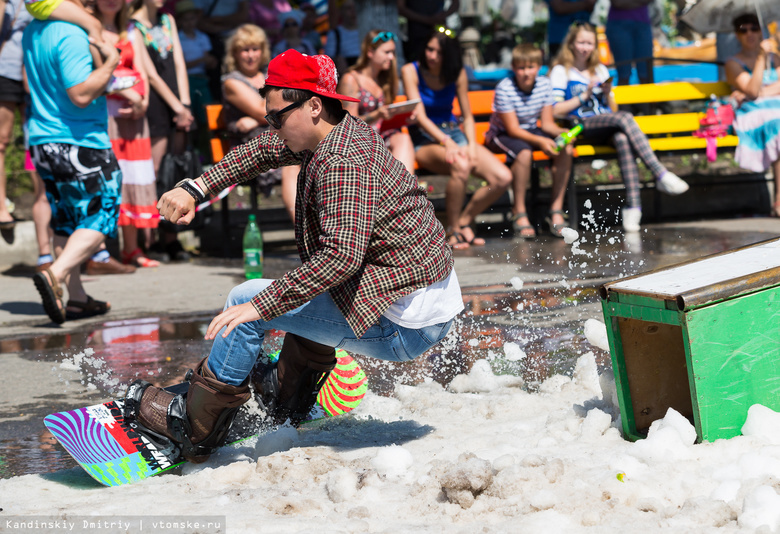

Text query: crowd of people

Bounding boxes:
[1,0,779,326]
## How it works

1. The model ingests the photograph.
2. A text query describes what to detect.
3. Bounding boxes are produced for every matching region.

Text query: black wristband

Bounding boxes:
[175,179,205,203]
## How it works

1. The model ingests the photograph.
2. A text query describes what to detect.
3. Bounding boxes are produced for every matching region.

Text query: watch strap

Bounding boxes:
[175,179,205,203]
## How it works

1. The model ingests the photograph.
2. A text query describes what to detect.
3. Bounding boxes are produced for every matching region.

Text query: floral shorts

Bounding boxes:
[31,143,122,238]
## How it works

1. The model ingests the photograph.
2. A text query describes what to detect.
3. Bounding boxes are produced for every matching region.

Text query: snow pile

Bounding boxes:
[5,349,780,533]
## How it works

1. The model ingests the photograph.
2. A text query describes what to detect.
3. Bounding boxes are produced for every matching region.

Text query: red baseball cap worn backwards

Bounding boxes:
[264,49,360,102]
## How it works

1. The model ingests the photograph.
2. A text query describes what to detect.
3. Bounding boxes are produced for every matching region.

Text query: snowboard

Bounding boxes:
[43,349,368,487]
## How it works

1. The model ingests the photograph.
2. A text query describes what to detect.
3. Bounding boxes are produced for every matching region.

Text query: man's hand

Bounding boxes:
[157,187,197,225]
[205,302,262,340]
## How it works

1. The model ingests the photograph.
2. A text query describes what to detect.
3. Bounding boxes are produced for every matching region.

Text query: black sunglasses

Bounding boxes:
[371,31,395,44]
[736,24,761,34]
[265,99,307,129]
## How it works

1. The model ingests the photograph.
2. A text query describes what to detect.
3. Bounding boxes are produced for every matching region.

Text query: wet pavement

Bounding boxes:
[1,215,780,479]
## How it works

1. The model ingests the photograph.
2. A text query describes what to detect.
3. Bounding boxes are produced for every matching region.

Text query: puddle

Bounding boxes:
[0,282,609,480]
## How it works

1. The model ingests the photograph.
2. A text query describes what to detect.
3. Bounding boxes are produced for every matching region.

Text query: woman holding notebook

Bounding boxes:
[337,30,416,175]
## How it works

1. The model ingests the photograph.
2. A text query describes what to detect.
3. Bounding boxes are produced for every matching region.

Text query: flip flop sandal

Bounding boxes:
[511,213,536,240]
[458,225,486,246]
[545,210,570,239]
[32,268,66,324]
[65,296,111,320]
[446,229,471,250]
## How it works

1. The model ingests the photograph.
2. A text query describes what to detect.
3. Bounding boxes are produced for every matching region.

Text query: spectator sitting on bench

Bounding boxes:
[550,21,690,233]
[725,13,780,217]
[337,30,416,175]
[222,24,296,221]
[486,43,574,239]
[401,27,512,249]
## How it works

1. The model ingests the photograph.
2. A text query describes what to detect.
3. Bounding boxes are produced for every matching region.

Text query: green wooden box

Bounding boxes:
[600,237,780,442]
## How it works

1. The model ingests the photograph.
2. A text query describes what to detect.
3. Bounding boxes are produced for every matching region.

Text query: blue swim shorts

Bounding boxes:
[31,143,122,238]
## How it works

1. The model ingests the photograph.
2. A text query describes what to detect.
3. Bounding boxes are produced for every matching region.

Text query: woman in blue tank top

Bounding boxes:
[401,29,511,249]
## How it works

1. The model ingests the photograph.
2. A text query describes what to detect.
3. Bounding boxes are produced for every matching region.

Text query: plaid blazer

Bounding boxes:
[201,113,454,337]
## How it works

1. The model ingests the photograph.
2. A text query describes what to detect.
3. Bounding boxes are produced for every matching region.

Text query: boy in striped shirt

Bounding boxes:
[486,43,574,239]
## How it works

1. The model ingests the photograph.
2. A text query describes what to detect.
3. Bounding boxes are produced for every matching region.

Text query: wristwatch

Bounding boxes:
[175,178,205,203]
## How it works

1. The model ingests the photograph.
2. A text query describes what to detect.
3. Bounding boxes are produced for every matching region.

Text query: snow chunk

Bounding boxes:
[739,485,780,532]
[580,408,612,440]
[503,342,526,362]
[371,445,413,479]
[573,352,600,395]
[448,359,523,393]
[584,318,610,351]
[436,453,495,509]
[742,404,780,444]
[326,468,359,503]
[509,276,524,290]
[630,408,696,463]
[561,227,579,244]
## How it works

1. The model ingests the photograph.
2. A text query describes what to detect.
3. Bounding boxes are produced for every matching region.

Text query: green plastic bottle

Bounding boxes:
[555,123,583,151]
[243,214,263,279]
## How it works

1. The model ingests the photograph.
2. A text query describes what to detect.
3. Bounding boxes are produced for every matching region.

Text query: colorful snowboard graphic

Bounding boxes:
[44,350,368,487]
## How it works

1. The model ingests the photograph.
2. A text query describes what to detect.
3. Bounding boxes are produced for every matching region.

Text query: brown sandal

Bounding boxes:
[446,228,470,250]
[65,296,111,320]
[32,267,66,324]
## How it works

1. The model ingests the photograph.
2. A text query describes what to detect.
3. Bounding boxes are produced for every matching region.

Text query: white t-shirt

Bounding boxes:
[549,64,612,119]
[383,270,464,328]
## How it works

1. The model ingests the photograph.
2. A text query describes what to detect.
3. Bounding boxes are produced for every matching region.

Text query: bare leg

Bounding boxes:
[772,158,780,216]
[549,145,573,226]
[50,229,106,305]
[415,144,470,245]
[121,225,139,256]
[387,131,416,175]
[150,136,168,174]
[509,150,533,232]
[31,170,52,256]
[0,102,16,225]
[457,145,512,243]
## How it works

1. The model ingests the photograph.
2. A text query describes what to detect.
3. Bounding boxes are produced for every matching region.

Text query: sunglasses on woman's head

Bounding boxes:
[371,31,396,44]
[736,24,761,34]
[436,26,455,39]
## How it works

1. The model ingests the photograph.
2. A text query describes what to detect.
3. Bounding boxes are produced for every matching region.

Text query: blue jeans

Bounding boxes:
[605,19,653,83]
[207,279,455,385]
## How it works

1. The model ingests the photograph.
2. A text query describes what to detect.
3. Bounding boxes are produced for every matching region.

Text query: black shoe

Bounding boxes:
[166,240,191,262]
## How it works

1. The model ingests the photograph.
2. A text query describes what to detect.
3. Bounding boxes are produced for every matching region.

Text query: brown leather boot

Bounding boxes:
[252,333,337,426]
[183,358,251,463]
[126,359,250,463]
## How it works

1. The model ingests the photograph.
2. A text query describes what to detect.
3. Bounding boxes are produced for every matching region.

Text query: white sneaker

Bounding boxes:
[622,206,642,233]
[656,172,689,195]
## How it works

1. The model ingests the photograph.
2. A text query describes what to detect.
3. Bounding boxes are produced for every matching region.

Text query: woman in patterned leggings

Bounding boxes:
[549,22,690,232]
